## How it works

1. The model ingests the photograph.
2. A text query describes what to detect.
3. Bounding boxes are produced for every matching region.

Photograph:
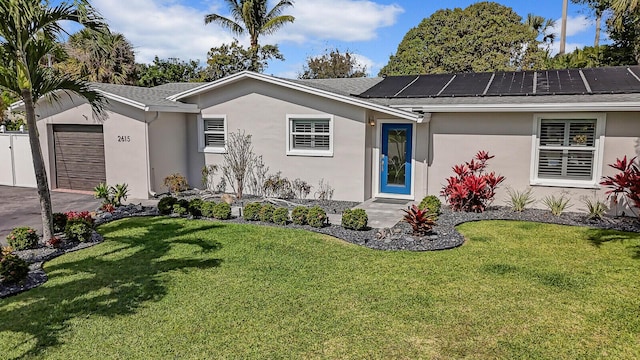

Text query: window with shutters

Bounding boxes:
[198,115,227,153]
[531,113,606,187]
[286,115,333,156]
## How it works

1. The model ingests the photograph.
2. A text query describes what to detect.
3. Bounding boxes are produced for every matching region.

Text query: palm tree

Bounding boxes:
[0,0,106,242]
[58,29,137,85]
[526,14,557,50]
[204,0,295,71]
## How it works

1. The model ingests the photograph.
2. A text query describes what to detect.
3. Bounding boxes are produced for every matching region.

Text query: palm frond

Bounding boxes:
[261,15,295,35]
[266,0,294,20]
[204,14,244,35]
[36,72,107,121]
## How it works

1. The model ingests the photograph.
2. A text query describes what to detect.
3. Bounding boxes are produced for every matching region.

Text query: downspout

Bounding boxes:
[145,111,160,198]
[417,112,432,197]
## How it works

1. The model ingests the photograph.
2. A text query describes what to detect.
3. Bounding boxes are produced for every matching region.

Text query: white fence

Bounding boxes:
[0,129,37,188]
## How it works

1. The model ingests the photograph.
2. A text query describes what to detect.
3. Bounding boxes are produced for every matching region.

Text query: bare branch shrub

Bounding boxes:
[314,178,334,201]
[221,130,257,199]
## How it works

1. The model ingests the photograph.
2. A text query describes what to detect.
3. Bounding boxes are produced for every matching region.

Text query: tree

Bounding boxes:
[203,40,283,80]
[56,28,136,85]
[0,0,106,242]
[547,44,636,68]
[379,2,548,76]
[204,0,294,71]
[137,56,204,87]
[560,0,569,54]
[299,49,367,79]
[525,14,556,51]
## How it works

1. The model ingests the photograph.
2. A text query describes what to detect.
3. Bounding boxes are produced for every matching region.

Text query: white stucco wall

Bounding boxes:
[426,112,640,211]
[184,78,369,202]
[148,112,189,194]
[36,100,150,199]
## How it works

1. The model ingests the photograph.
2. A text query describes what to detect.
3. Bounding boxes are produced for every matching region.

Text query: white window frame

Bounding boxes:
[286,114,334,157]
[530,112,606,188]
[198,114,227,153]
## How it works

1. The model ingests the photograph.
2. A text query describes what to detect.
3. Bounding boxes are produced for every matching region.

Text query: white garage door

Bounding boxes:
[0,133,37,188]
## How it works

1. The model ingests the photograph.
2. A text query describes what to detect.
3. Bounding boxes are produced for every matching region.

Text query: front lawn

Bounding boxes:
[1,217,639,359]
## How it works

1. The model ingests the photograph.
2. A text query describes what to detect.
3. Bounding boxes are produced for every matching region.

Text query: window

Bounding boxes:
[531,113,605,187]
[286,115,333,156]
[198,115,226,153]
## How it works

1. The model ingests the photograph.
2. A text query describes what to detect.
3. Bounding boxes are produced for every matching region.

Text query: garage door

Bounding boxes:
[54,125,106,191]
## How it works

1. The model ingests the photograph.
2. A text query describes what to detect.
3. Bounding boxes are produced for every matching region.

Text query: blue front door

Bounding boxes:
[381,123,412,195]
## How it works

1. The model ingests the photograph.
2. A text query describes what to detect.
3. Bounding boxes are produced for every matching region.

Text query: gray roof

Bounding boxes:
[90,82,198,111]
[286,77,384,97]
[151,82,208,93]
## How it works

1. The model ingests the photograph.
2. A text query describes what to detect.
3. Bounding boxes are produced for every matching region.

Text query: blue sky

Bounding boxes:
[78,0,602,78]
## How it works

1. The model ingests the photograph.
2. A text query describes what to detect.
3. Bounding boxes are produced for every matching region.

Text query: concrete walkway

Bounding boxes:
[353,198,413,229]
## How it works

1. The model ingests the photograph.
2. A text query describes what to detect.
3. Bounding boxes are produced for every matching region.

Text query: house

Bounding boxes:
[11,66,640,209]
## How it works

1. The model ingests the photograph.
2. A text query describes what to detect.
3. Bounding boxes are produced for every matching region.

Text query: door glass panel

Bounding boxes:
[386,129,407,185]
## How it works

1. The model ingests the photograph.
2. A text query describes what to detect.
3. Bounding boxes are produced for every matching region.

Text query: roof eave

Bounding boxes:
[168,71,422,122]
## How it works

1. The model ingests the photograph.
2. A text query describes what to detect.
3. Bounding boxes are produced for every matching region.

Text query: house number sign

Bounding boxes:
[117,135,131,142]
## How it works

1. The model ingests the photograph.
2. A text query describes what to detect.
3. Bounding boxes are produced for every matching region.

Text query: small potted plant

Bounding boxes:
[573,134,588,146]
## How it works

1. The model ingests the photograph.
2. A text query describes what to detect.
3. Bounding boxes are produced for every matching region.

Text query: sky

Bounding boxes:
[72,0,604,78]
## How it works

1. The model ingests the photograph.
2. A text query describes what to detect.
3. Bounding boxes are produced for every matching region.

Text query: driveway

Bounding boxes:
[0,186,101,245]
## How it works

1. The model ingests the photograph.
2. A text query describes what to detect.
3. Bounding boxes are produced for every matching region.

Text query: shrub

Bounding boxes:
[65,211,95,226]
[341,208,368,230]
[201,164,219,191]
[112,183,129,206]
[100,203,116,213]
[45,236,62,248]
[418,195,441,216]
[213,202,232,220]
[188,198,204,217]
[581,196,608,220]
[263,172,294,199]
[52,212,68,233]
[6,227,39,250]
[243,202,262,221]
[403,205,436,236]
[201,201,217,218]
[172,200,188,216]
[441,150,505,213]
[158,196,177,215]
[505,187,535,212]
[272,207,290,225]
[307,206,328,228]
[314,179,334,201]
[600,156,640,217]
[64,219,93,242]
[93,182,129,207]
[292,178,312,199]
[542,194,572,216]
[291,206,309,225]
[163,173,189,194]
[259,204,276,222]
[0,250,29,284]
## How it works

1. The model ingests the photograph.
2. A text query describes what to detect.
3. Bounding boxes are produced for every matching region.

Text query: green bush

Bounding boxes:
[291,206,308,225]
[201,201,217,218]
[0,251,29,284]
[158,196,177,215]
[243,202,262,221]
[52,213,68,233]
[259,204,276,222]
[307,206,328,228]
[419,195,442,216]
[6,227,39,250]
[188,198,204,217]
[272,207,290,225]
[64,219,93,242]
[213,202,232,220]
[172,203,188,216]
[341,209,368,230]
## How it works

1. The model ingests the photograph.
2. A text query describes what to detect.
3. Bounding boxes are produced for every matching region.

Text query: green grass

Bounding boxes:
[1,217,639,359]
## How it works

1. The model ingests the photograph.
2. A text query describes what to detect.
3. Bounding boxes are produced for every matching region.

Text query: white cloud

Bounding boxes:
[549,42,585,56]
[93,0,234,64]
[550,15,592,37]
[267,0,404,44]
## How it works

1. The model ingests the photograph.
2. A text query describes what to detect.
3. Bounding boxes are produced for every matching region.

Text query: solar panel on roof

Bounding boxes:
[536,69,588,95]
[438,72,494,96]
[583,67,640,93]
[485,71,535,95]
[398,74,454,97]
[357,76,417,98]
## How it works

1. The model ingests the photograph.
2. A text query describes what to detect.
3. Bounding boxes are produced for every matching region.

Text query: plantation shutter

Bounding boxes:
[204,118,225,148]
[537,119,596,180]
[291,119,330,150]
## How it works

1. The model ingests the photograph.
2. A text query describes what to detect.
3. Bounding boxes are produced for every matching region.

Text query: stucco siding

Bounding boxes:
[187,79,368,202]
[148,113,188,194]
[36,101,150,199]
[427,112,640,210]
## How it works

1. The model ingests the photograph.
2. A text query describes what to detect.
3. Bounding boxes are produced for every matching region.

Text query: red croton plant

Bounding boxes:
[441,151,506,213]
[599,156,640,217]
